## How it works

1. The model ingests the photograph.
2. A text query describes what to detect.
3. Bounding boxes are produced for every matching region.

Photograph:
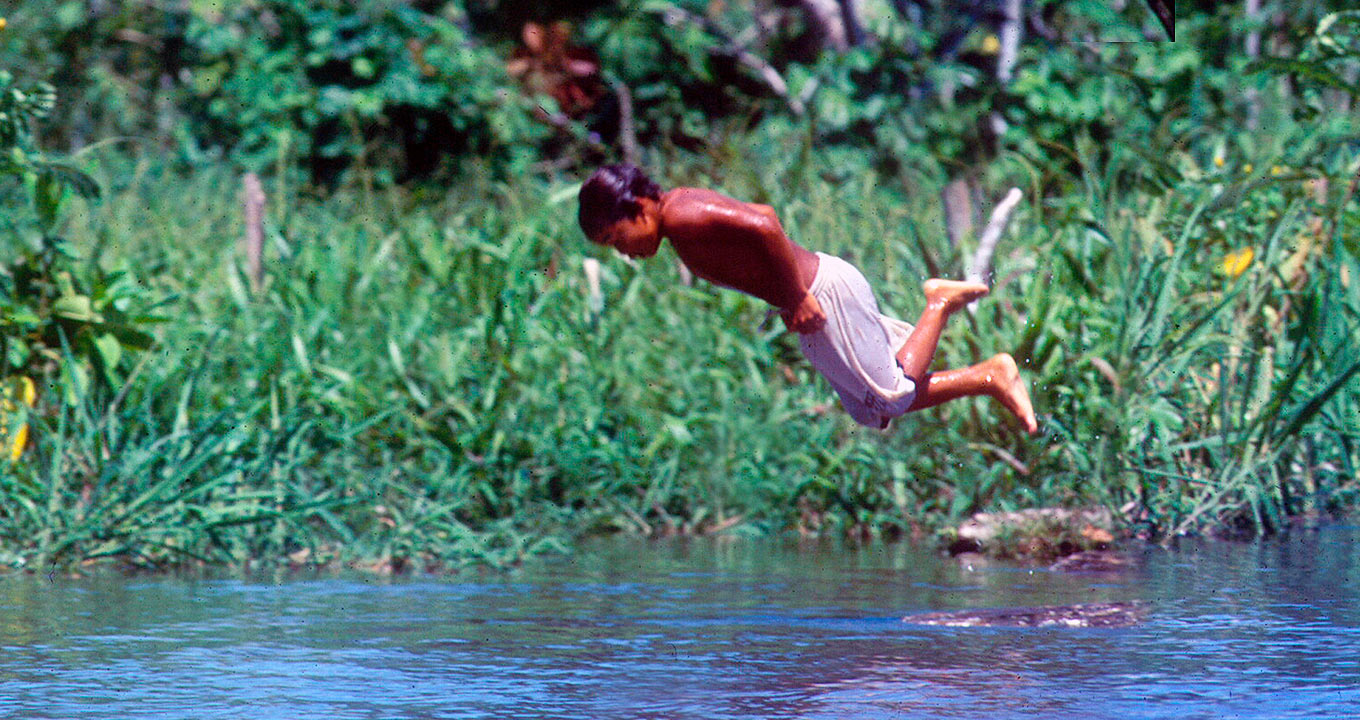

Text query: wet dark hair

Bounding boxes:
[578,164,662,240]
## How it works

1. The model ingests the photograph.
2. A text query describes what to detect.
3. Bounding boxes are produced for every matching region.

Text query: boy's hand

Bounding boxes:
[781,293,826,334]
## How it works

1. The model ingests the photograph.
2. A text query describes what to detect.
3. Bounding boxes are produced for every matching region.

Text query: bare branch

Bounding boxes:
[1245,0,1262,130]
[655,4,806,116]
[990,0,1023,138]
[1143,0,1175,41]
[836,0,864,47]
[966,187,1024,310]
[676,260,694,287]
[941,179,974,249]
[241,173,266,294]
[609,78,640,166]
[997,0,1022,85]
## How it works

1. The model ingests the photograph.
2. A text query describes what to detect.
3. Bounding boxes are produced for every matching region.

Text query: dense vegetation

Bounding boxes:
[2,1,1358,571]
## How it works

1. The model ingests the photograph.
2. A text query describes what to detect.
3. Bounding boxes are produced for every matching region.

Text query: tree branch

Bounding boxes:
[966,187,1024,309]
[1142,0,1174,41]
[241,173,266,294]
[1245,0,1262,130]
[609,78,640,166]
[655,4,806,116]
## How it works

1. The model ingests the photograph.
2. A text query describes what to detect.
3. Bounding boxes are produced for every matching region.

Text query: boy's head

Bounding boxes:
[578,164,664,258]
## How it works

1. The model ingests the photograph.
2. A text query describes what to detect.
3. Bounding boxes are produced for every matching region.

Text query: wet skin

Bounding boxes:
[590,189,827,334]
[589,187,1037,433]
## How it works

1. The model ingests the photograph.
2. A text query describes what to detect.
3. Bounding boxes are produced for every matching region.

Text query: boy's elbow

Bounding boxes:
[753,204,779,221]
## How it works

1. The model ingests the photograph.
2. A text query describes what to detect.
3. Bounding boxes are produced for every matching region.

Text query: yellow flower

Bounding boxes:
[981,34,1000,54]
[1213,155,1225,168]
[1,376,36,462]
[7,423,26,461]
[0,17,7,31]
[1271,165,1285,176]
[1243,163,1253,174]
[1222,247,1254,278]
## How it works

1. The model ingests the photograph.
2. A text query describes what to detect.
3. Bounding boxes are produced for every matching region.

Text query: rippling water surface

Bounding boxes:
[2,526,1358,719]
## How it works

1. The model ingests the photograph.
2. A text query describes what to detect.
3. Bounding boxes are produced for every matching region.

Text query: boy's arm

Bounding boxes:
[746,204,825,334]
[749,211,805,308]
[781,293,825,334]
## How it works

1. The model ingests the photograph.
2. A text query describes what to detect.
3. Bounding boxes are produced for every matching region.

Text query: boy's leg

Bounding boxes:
[890,279,1037,434]
[907,354,1039,434]
[894,279,990,380]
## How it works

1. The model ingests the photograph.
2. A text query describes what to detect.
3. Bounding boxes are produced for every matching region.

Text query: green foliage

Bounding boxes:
[0,0,1350,187]
[4,119,1359,570]
[579,1,770,151]
[0,72,55,150]
[3,1,1360,572]
[183,0,549,180]
[1012,139,1360,536]
[0,1,551,181]
[1249,10,1360,120]
[1,72,157,403]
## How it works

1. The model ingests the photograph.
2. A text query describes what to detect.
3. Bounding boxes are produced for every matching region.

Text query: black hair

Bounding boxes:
[577,164,662,240]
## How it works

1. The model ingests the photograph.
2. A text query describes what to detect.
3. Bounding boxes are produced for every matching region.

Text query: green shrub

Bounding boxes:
[183,0,550,181]
[1,71,157,402]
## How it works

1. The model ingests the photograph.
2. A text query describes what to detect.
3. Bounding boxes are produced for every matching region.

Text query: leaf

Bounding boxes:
[93,332,123,383]
[1245,58,1360,98]
[36,162,101,200]
[2,305,42,326]
[1316,12,1343,37]
[1273,356,1360,442]
[5,339,30,369]
[53,294,101,323]
[61,360,89,407]
[33,170,64,230]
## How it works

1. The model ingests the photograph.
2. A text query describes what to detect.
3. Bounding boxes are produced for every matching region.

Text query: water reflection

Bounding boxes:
[0,527,1357,719]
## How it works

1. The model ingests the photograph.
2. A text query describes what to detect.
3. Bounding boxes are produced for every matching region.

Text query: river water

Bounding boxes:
[2,525,1358,719]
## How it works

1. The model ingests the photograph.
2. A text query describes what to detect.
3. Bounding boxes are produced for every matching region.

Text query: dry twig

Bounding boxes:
[241,173,266,293]
[966,187,1024,297]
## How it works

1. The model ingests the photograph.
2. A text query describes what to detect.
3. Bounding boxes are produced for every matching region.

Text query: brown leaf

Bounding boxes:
[522,22,545,54]
[1081,524,1114,544]
[565,57,599,77]
[505,56,532,78]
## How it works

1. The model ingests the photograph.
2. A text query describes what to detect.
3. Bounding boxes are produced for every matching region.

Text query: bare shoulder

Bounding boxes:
[661,187,771,236]
[660,187,739,219]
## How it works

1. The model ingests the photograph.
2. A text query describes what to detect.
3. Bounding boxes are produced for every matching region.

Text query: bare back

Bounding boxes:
[657,188,819,310]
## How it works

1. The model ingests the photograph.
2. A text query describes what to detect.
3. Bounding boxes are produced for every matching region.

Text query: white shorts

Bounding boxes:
[798,253,917,428]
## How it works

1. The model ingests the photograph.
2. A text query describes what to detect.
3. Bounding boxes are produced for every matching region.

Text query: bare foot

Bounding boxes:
[923,279,990,313]
[988,353,1038,435]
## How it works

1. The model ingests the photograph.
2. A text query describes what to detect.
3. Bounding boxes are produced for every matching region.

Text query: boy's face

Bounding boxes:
[592,199,661,258]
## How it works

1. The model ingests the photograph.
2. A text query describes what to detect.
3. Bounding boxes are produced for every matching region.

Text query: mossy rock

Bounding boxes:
[941,507,1118,562]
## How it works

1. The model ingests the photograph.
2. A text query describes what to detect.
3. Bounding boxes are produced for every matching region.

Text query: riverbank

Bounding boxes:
[2,134,1359,571]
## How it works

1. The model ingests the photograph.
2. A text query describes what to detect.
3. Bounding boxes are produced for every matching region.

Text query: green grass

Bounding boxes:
[2,123,1359,571]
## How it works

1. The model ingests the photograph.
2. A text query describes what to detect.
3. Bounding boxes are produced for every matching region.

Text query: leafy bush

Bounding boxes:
[1,71,156,407]
[183,0,551,181]
[0,1,553,182]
